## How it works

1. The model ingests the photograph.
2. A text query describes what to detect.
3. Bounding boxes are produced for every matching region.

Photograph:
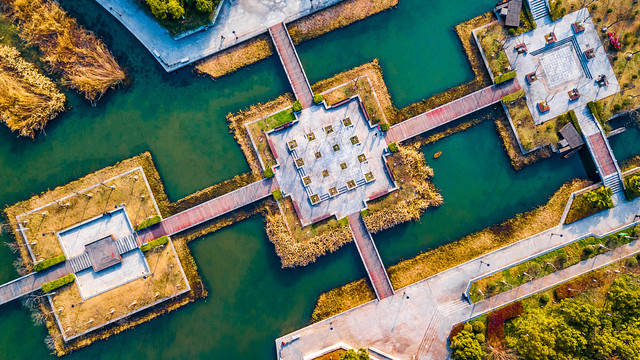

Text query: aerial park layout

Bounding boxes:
[1,0,640,359]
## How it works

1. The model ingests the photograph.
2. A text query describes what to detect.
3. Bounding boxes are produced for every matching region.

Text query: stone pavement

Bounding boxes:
[95,0,344,71]
[276,191,640,360]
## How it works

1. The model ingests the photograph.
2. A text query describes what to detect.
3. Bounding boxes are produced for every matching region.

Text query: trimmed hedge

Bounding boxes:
[41,274,74,293]
[140,235,169,252]
[501,89,525,103]
[134,215,161,231]
[494,70,516,84]
[264,167,274,178]
[292,100,302,112]
[34,254,66,272]
[272,189,283,200]
[313,94,324,104]
[379,122,390,131]
[388,142,398,153]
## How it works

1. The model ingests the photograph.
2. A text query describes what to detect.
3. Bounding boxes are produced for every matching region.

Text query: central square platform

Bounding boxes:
[268,99,395,225]
[540,44,582,88]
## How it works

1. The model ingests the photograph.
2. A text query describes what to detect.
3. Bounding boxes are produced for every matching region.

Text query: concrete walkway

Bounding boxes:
[95,0,344,71]
[384,80,522,144]
[276,193,640,360]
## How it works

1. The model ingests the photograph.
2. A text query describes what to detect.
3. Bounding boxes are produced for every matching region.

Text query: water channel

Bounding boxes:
[0,0,638,358]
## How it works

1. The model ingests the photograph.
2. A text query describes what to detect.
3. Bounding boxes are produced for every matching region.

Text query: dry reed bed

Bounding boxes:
[264,202,353,268]
[364,145,442,233]
[195,35,274,79]
[3,0,125,102]
[311,179,589,321]
[0,44,65,137]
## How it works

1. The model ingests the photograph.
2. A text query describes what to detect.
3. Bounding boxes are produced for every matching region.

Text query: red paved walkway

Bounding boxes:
[137,178,279,244]
[588,132,617,176]
[347,213,394,300]
[0,262,72,306]
[269,22,314,109]
[385,80,522,144]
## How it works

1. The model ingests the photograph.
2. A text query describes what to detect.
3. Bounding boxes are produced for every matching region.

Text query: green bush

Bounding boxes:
[313,94,324,104]
[463,323,473,333]
[584,245,595,256]
[338,217,349,227]
[557,252,568,266]
[451,330,483,360]
[140,235,169,252]
[501,89,525,103]
[292,100,302,112]
[195,0,213,12]
[360,209,370,218]
[34,255,66,272]
[379,122,390,131]
[539,292,551,304]
[388,142,398,153]
[549,0,566,21]
[41,274,74,293]
[472,321,485,334]
[272,189,282,200]
[624,174,640,200]
[134,215,162,231]
[494,71,516,84]
[264,167,274,178]
[475,333,485,343]
[626,256,638,268]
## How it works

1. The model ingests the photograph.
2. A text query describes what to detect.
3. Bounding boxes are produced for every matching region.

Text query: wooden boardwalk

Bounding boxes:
[385,80,522,144]
[269,22,314,109]
[137,178,279,244]
[347,213,394,300]
[0,262,72,306]
[588,132,617,177]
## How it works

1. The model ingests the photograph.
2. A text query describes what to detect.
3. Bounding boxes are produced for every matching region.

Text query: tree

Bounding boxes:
[451,330,484,360]
[339,348,370,360]
[166,0,185,19]
[607,276,640,324]
[146,0,168,20]
[196,0,213,12]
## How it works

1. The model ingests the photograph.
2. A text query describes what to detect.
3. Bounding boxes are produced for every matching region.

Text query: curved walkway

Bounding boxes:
[276,193,640,360]
[137,178,279,243]
[384,80,522,144]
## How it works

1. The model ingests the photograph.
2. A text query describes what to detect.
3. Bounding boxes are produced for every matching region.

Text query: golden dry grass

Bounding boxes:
[311,179,588,321]
[494,114,553,170]
[506,97,559,151]
[0,44,65,137]
[196,35,274,79]
[51,242,187,339]
[3,0,125,102]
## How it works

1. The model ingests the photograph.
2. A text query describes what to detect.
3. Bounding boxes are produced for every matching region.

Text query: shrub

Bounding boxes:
[140,235,169,252]
[388,142,398,153]
[584,244,595,256]
[472,321,485,334]
[613,104,622,112]
[494,71,516,84]
[313,94,324,104]
[624,174,640,200]
[451,330,483,360]
[34,255,67,272]
[379,122,390,131]
[41,274,74,293]
[272,189,282,200]
[591,4,597,10]
[264,167,274,178]
[565,186,614,224]
[607,8,613,13]
[166,0,185,18]
[475,333,485,343]
[195,0,213,12]
[449,323,465,342]
[338,217,349,227]
[292,100,302,112]
[134,215,162,231]
[539,292,551,304]
[463,323,473,333]
[501,89,525,104]
[557,252,568,266]
[627,256,638,268]
[360,209,370,218]
[487,302,524,344]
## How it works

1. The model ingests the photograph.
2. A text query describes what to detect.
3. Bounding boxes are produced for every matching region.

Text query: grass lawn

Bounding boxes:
[6,168,158,262]
[506,97,560,151]
[477,21,513,78]
[468,224,639,302]
[246,108,295,168]
[51,241,187,339]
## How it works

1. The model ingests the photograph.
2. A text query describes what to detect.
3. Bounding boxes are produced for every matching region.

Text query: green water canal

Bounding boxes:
[0,0,638,358]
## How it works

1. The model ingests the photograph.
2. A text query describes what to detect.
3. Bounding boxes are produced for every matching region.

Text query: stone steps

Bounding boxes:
[528,0,550,19]
[69,253,91,273]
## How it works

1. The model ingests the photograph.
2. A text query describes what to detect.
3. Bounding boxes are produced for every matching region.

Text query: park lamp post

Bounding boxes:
[626,50,640,61]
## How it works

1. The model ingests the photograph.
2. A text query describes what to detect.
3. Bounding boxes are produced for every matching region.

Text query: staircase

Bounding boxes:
[415,311,445,360]
[604,174,624,194]
[114,234,139,254]
[527,0,550,20]
[69,253,92,273]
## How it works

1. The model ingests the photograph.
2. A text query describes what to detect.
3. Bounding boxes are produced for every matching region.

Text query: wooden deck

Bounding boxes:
[0,262,72,306]
[385,80,522,144]
[137,178,279,244]
[347,213,394,300]
[269,22,314,109]
[588,132,617,177]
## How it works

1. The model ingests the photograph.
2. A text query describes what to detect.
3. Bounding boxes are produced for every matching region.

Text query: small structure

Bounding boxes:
[596,74,609,87]
[568,88,580,101]
[584,48,595,59]
[572,21,585,34]
[495,0,523,28]
[515,42,528,54]
[85,236,122,272]
[526,71,538,83]
[537,101,550,112]
[558,122,584,152]
[545,32,557,44]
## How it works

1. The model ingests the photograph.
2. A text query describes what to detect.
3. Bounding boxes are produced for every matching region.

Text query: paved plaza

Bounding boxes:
[505,9,619,124]
[269,100,394,225]
[57,208,149,299]
[96,0,344,71]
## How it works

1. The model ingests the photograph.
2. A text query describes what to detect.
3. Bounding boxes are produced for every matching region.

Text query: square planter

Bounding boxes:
[545,32,557,44]
[538,101,550,113]
[526,72,538,84]
[568,89,580,101]
[572,22,585,34]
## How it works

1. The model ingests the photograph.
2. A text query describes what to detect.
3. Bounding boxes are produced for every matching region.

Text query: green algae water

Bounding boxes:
[0,0,637,359]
